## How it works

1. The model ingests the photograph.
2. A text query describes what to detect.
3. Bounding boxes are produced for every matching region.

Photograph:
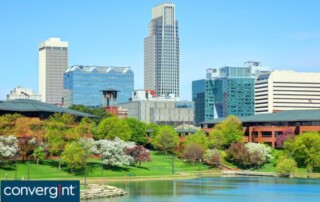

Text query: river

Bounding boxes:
[83,176,320,202]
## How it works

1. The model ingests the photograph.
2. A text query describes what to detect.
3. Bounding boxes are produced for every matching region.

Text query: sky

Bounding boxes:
[0,0,319,101]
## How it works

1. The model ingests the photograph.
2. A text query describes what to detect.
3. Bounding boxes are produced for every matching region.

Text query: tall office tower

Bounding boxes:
[144,3,180,97]
[39,38,68,104]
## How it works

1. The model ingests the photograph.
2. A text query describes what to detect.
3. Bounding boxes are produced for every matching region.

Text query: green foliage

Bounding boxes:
[153,126,179,155]
[74,117,96,138]
[208,115,243,149]
[97,117,131,141]
[276,156,297,177]
[284,131,320,172]
[69,105,112,123]
[0,114,22,136]
[32,146,46,165]
[146,123,160,138]
[44,113,77,155]
[184,130,208,150]
[61,141,89,171]
[124,118,147,145]
[48,113,75,125]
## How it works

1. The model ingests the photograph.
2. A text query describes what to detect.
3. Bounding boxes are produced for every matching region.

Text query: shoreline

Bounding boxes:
[2,170,319,183]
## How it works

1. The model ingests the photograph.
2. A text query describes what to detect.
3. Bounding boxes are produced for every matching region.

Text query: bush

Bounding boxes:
[276,157,297,177]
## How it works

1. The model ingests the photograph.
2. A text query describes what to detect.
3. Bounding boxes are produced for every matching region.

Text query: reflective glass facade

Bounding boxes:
[64,66,134,107]
[192,66,255,125]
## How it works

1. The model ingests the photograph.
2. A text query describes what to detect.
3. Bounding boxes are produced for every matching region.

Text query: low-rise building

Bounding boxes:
[201,109,320,147]
[119,90,194,127]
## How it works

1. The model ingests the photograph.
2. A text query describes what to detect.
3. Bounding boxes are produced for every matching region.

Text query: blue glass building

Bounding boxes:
[192,66,255,125]
[64,65,134,107]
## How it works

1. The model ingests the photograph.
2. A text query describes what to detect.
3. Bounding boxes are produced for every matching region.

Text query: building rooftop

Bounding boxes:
[0,99,97,118]
[66,65,133,74]
[203,109,320,124]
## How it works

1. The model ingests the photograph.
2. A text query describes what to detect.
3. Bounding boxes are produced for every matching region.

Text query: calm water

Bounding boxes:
[84,177,320,202]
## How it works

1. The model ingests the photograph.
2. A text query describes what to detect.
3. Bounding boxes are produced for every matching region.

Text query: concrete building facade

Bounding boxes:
[144,3,180,97]
[119,90,194,127]
[255,70,320,114]
[39,38,68,104]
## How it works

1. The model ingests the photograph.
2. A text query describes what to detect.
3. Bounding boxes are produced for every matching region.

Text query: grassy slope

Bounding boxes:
[0,151,213,180]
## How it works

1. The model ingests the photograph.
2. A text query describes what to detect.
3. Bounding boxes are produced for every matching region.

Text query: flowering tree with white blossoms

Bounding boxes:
[92,137,135,166]
[245,142,273,167]
[0,135,19,166]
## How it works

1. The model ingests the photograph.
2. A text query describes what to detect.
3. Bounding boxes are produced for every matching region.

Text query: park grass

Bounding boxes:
[0,151,213,181]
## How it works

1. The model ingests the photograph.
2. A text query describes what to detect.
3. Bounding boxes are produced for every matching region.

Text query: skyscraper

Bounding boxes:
[144,3,180,97]
[39,38,68,104]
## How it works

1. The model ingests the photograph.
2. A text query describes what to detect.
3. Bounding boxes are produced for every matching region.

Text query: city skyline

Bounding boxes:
[0,0,320,100]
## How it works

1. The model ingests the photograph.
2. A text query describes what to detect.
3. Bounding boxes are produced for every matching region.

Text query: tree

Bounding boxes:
[0,114,22,136]
[276,157,297,177]
[183,143,204,166]
[276,128,295,148]
[146,123,160,138]
[0,135,19,166]
[245,142,273,168]
[97,117,131,141]
[32,146,46,165]
[284,132,320,172]
[18,136,37,160]
[227,142,272,168]
[61,138,94,172]
[184,130,208,150]
[208,115,243,149]
[69,104,112,123]
[226,142,251,167]
[126,145,151,166]
[153,126,179,155]
[92,138,135,166]
[124,118,147,145]
[203,149,221,167]
[208,129,225,149]
[61,142,86,172]
[74,117,96,138]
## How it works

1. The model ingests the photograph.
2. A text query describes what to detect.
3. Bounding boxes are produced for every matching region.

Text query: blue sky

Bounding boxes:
[0,0,319,100]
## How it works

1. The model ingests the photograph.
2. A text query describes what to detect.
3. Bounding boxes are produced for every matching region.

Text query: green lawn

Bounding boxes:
[0,151,211,180]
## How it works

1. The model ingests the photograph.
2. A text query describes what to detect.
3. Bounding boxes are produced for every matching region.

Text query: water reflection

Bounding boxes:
[82,177,320,202]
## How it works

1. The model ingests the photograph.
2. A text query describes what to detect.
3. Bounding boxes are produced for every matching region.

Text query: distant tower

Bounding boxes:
[39,38,68,104]
[102,89,119,116]
[144,2,180,97]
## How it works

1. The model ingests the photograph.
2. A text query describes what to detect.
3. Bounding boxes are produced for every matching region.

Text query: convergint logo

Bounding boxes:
[1,180,80,202]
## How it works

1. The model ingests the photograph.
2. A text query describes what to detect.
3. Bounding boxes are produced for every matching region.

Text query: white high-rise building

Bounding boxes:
[39,38,68,104]
[255,70,320,114]
[144,3,180,97]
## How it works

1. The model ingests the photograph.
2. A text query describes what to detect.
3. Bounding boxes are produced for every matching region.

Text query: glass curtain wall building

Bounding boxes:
[64,65,134,107]
[192,67,255,125]
[144,2,180,97]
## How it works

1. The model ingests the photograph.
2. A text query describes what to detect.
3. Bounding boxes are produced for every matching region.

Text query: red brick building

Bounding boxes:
[201,109,320,147]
